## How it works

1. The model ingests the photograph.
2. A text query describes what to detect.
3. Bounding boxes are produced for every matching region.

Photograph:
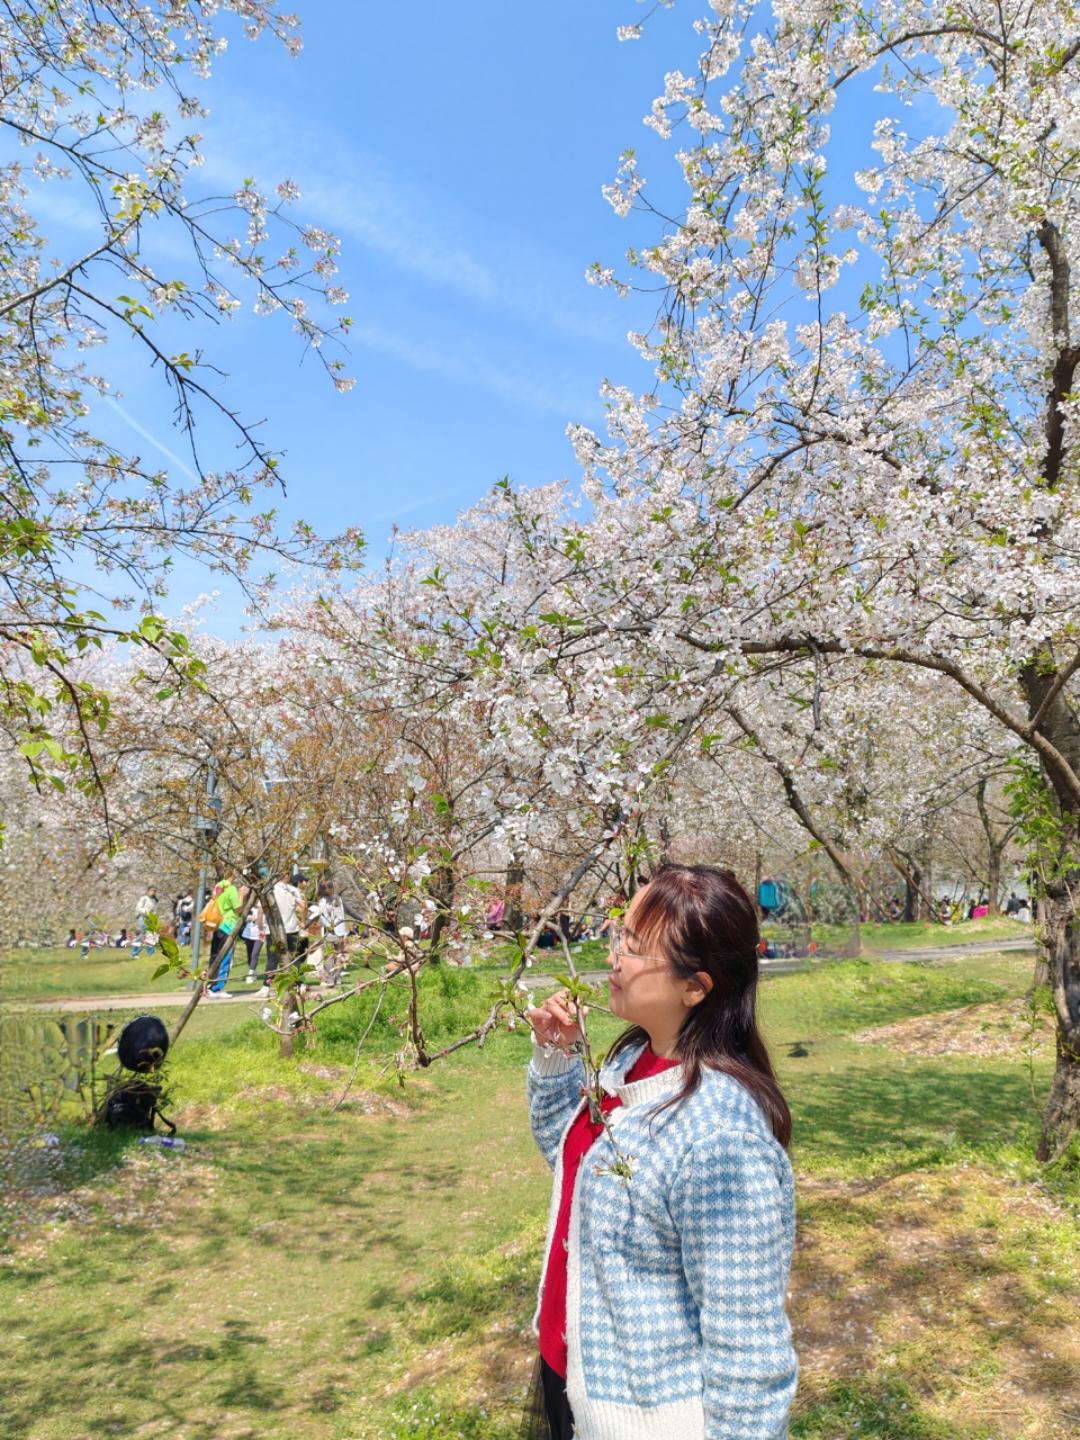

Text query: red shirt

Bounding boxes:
[538,1045,679,1378]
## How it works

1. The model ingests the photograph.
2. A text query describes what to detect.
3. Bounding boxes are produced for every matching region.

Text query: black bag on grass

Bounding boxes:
[104,1077,175,1133]
[102,1015,175,1133]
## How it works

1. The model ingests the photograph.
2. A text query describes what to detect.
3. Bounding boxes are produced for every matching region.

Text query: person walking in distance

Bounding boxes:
[312,877,356,985]
[242,901,266,985]
[208,871,245,996]
[260,871,306,998]
[522,864,797,1439]
[176,892,194,947]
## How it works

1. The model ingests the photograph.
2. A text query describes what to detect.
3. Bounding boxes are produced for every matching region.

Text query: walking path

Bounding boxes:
[19,989,265,1013]
[20,936,1038,1014]
[870,937,1036,960]
[520,935,1037,993]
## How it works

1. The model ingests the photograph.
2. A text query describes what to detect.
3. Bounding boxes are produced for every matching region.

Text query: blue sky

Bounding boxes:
[22,2,917,626]
[67,2,706,616]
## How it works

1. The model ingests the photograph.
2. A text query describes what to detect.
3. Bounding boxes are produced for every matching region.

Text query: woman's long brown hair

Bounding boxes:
[608,863,792,1148]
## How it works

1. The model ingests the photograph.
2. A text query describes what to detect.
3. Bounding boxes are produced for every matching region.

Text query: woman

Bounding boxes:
[242,902,266,985]
[308,877,348,984]
[523,864,797,1439]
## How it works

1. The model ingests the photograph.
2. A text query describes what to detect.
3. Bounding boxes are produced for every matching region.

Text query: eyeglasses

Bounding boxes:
[608,923,666,966]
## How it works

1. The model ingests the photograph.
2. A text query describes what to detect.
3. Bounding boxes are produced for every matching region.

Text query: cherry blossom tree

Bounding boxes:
[550,1,1080,1155]
[1,2,361,814]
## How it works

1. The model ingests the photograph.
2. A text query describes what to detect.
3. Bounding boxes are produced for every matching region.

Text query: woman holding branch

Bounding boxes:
[523,864,797,1440]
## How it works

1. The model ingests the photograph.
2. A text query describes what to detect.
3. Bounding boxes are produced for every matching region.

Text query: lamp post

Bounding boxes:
[188,758,220,985]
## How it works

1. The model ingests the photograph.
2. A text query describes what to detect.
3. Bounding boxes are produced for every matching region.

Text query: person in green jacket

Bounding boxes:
[208,873,244,995]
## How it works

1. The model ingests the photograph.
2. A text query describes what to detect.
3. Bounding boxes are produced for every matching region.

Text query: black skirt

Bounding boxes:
[521,1354,575,1440]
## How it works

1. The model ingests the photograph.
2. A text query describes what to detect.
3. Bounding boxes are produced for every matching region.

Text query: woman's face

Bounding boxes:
[606,886,703,1048]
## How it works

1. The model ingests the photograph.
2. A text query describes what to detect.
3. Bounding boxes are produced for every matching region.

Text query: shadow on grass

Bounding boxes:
[202,1118,472,1259]
[788,1057,1043,1173]
[0,1121,146,1253]
[0,1315,282,1436]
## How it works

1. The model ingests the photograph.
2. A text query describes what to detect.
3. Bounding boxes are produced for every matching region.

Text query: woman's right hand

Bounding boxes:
[526,990,584,1052]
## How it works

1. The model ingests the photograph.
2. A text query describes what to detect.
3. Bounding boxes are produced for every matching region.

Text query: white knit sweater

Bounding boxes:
[527,1038,797,1439]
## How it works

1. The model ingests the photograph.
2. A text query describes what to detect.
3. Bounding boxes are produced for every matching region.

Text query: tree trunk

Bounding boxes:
[625,852,642,898]
[890,847,939,923]
[903,862,920,923]
[261,883,298,1061]
[1034,882,1080,1160]
[986,845,1002,916]
[279,1002,297,1060]
[427,857,456,963]
[1020,660,1080,1159]
[975,778,1004,915]
[505,857,524,932]
[842,883,862,958]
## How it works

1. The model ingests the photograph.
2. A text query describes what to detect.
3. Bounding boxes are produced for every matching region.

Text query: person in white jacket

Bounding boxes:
[131,887,158,959]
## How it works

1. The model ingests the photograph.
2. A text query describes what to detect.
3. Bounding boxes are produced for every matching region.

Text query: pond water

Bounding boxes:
[0,1010,117,1137]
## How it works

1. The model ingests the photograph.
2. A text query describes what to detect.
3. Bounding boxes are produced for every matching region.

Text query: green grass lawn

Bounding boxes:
[856,916,1029,951]
[778,915,1028,955]
[0,913,1034,1006]
[0,943,204,1000]
[1,952,1076,1439]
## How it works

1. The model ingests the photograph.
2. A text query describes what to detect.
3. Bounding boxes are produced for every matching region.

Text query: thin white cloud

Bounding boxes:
[365,488,464,526]
[351,318,583,417]
[196,99,624,348]
[101,395,201,482]
[302,167,501,305]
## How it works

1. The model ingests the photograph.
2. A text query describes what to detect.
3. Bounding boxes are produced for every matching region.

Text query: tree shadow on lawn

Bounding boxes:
[0,1107,479,1437]
[1,1298,292,1438]
[787,1055,1044,1172]
[203,1115,472,1258]
[386,1154,1079,1440]
[790,1163,1080,1439]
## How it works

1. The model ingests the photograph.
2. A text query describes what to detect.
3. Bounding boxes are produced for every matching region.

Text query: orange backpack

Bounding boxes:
[198,895,223,929]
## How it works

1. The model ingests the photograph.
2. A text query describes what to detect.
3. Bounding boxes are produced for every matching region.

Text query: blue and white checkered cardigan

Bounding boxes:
[527,1036,797,1439]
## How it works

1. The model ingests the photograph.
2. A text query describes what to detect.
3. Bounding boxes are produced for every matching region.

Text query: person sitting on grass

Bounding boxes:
[523,863,797,1440]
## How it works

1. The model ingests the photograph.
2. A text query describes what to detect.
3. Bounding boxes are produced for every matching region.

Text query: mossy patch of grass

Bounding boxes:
[792,1377,990,1439]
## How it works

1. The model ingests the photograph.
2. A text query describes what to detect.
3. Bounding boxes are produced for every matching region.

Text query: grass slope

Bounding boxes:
[0,952,1076,1440]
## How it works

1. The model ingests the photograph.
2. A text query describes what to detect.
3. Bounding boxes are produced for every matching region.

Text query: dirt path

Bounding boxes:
[871,936,1036,960]
[17,989,265,1013]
